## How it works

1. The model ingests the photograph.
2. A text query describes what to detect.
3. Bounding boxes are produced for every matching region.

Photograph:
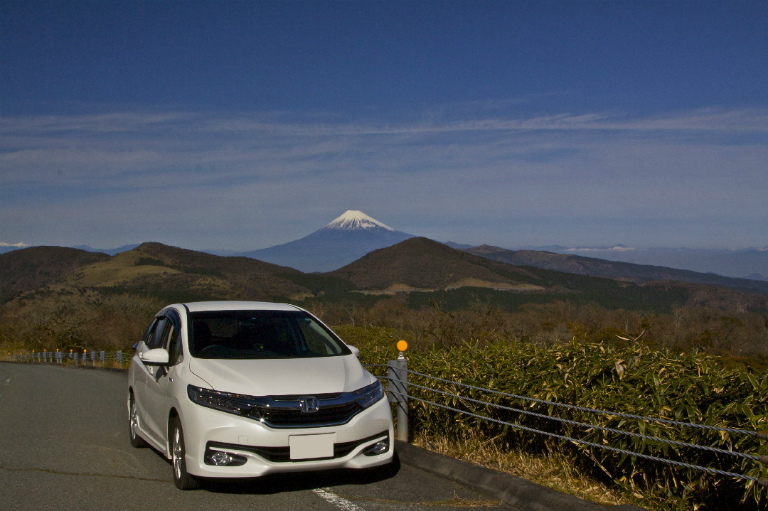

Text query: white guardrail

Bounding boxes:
[6,349,128,368]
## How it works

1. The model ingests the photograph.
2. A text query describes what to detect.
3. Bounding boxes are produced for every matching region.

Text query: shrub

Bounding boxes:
[340,326,768,511]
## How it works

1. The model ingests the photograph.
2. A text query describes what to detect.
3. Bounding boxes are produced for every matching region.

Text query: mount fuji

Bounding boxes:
[239,210,415,272]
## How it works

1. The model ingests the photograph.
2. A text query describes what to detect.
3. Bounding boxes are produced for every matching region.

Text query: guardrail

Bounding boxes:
[7,348,767,489]
[6,349,128,368]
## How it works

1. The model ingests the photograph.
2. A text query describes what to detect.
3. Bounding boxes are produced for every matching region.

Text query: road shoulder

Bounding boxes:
[395,441,647,511]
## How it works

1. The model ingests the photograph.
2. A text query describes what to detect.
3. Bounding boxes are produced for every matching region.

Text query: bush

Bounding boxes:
[339,325,768,511]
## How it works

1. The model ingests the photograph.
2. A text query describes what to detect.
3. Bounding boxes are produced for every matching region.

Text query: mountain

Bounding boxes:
[464,245,768,294]
[238,210,415,272]
[0,246,110,302]
[514,245,768,281]
[329,237,544,292]
[327,237,753,313]
[2,240,767,317]
[75,242,315,303]
[0,242,319,305]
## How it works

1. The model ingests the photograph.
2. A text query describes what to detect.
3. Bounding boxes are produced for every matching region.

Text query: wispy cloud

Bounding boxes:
[2,107,764,184]
[1,106,766,249]
[3,106,766,138]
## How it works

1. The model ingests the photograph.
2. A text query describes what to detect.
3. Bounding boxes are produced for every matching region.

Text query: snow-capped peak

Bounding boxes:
[324,210,394,231]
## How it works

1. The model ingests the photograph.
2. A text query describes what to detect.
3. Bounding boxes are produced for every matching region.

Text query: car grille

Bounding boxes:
[251,401,362,428]
[245,393,363,428]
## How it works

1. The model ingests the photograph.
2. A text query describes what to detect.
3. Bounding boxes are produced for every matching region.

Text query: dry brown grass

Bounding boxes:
[71,251,181,287]
[412,433,631,508]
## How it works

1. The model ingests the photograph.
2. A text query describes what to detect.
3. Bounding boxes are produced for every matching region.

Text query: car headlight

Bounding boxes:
[187,385,263,415]
[353,380,385,409]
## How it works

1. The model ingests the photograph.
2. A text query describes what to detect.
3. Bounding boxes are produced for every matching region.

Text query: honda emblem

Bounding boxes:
[299,396,320,413]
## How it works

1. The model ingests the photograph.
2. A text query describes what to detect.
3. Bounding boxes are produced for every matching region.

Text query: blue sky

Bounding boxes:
[2,1,767,251]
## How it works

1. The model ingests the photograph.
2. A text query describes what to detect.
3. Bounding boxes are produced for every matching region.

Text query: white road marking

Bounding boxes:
[313,487,366,511]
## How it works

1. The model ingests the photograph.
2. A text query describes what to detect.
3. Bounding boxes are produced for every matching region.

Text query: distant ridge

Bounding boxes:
[513,244,768,280]
[238,210,414,272]
[464,245,768,294]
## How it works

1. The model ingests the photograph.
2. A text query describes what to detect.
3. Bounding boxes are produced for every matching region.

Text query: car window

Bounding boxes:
[142,318,158,344]
[148,317,170,350]
[297,317,344,356]
[189,310,351,359]
[166,324,182,365]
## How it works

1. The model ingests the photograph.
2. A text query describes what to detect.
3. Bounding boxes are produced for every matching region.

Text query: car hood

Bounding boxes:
[188,355,373,396]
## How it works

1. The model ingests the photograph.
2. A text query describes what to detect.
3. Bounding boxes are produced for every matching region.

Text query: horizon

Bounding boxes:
[2,2,767,251]
[2,206,767,254]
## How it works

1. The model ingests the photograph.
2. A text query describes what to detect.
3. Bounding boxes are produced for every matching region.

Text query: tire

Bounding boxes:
[170,417,199,490]
[128,392,148,448]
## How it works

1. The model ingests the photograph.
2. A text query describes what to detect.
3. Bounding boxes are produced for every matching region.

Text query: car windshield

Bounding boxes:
[188,310,352,360]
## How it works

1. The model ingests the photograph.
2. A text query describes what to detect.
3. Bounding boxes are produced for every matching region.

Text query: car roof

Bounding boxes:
[177,301,303,313]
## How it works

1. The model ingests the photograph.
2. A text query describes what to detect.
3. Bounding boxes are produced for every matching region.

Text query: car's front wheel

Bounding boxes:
[170,417,199,490]
[128,392,148,448]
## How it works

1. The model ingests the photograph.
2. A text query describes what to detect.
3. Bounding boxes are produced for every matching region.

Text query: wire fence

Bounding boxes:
[366,362,768,489]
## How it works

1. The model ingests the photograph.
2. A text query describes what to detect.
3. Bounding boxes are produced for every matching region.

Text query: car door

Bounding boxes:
[141,316,175,443]
[132,317,160,434]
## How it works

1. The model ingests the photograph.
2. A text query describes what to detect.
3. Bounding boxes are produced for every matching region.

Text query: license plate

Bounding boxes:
[289,433,335,460]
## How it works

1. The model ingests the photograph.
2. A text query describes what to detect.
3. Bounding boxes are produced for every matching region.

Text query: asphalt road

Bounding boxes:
[0,363,517,511]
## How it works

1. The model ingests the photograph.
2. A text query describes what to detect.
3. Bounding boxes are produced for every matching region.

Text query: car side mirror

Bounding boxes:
[140,348,169,366]
[348,345,360,358]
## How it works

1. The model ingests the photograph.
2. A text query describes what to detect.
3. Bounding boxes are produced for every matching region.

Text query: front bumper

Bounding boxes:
[180,395,394,478]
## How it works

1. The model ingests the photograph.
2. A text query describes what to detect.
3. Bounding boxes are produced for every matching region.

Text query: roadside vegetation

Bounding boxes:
[335,321,768,511]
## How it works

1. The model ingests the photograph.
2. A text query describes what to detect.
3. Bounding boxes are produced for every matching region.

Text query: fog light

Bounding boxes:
[210,452,234,465]
[363,440,389,456]
[204,449,247,466]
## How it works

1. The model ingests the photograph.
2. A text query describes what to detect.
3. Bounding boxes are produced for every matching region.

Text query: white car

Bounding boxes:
[127,301,394,489]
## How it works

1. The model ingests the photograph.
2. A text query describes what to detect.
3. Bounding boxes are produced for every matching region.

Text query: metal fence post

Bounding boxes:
[387,354,409,442]
[116,351,123,368]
